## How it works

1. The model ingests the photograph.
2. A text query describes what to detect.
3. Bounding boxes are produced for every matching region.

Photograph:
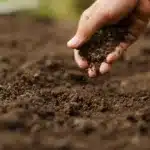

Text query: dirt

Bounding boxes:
[78,18,130,67]
[0,14,150,150]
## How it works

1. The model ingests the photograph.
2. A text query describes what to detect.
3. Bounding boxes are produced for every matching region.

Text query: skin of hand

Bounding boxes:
[67,0,150,77]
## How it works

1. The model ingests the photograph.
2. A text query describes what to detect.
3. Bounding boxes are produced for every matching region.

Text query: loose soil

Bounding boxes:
[78,18,130,67]
[0,14,150,150]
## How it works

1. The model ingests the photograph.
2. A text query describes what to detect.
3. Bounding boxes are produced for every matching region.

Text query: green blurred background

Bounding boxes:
[38,0,94,20]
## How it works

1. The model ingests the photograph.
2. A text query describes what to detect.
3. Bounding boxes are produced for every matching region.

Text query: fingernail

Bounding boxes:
[67,36,80,48]
[100,63,110,74]
[88,67,97,78]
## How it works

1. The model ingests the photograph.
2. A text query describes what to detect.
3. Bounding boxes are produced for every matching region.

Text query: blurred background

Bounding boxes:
[38,0,94,20]
[0,0,93,20]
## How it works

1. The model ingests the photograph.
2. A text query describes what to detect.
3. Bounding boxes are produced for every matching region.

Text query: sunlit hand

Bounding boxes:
[67,0,150,77]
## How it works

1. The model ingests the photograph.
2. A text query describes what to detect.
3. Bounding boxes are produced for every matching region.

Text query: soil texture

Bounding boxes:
[0,14,149,150]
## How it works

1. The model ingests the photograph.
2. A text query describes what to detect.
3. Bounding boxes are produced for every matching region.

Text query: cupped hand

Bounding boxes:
[67,0,150,77]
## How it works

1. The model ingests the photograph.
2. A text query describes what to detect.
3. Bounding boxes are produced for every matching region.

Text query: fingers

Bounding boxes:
[88,62,112,77]
[106,44,127,64]
[73,16,148,78]
[99,62,112,74]
[107,14,148,64]
[74,49,98,77]
[74,49,88,69]
[100,15,147,74]
[88,66,97,78]
[74,49,112,77]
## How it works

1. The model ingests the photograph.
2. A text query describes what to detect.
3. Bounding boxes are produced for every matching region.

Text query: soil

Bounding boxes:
[0,14,150,150]
[78,18,130,67]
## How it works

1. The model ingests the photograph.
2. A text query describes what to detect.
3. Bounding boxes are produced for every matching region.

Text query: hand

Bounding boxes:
[67,0,150,77]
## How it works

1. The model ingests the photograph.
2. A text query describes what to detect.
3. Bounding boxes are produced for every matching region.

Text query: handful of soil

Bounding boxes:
[78,18,130,67]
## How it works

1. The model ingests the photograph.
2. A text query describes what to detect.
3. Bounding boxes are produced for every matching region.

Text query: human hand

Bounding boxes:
[67,0,150,77]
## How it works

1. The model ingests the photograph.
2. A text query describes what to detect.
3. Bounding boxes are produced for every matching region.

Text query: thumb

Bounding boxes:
[67,3,110,49]
[67,0,137,49]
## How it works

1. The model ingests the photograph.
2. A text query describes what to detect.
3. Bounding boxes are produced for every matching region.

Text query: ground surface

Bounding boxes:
[0,14,150,150]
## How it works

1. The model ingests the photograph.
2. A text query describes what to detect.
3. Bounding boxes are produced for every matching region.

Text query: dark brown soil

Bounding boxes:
[78,18,130,67]
[0,14,150,150]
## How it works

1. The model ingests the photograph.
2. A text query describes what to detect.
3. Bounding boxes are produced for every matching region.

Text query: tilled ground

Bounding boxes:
[0,14,150,150]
